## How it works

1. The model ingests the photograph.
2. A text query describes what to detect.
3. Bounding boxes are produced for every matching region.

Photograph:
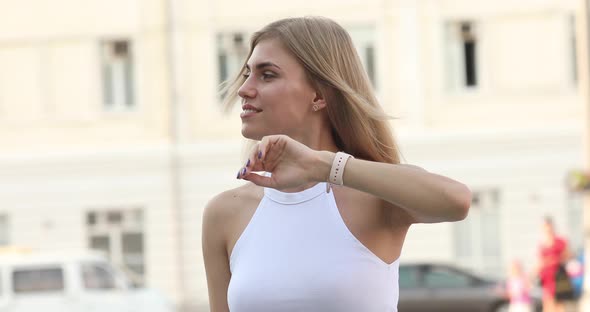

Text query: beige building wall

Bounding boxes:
[0,0,585,311]
[0,0,188,308]
[0,0,171,151]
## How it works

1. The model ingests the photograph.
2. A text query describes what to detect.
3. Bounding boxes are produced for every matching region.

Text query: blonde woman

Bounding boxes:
[202,16,471,312]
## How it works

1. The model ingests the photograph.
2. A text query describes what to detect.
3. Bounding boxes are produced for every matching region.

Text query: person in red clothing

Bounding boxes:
[536,216,572,312]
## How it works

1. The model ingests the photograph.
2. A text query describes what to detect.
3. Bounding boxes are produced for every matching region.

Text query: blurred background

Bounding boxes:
[0,0,588,311]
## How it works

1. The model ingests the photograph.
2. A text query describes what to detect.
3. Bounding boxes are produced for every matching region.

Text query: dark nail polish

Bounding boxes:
[236,170,241,179]
[242,167,247,175]
[246,159,250,167]
[258,151,262,159]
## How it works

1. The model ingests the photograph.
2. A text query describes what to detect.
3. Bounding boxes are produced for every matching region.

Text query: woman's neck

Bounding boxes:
[292,119,339,153]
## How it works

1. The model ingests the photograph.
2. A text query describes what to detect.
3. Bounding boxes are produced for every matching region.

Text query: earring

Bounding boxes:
[312,104,319,112]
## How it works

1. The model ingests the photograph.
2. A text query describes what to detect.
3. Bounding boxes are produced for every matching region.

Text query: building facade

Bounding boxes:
[0,0,583,310]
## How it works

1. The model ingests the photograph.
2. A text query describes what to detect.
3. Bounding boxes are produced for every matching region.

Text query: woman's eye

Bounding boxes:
[261,72,275,80]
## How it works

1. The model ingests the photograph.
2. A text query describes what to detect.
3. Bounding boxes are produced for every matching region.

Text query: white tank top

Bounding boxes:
[227,182,399,312]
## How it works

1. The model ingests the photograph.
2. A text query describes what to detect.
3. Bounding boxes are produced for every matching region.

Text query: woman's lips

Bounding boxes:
[240,109,261,118]
[241,105,261,118]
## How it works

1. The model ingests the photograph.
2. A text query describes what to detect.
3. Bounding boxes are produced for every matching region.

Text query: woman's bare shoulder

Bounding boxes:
[203,183,263,223]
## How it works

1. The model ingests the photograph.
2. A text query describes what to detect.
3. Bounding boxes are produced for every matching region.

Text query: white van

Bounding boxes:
[0,248,174,312]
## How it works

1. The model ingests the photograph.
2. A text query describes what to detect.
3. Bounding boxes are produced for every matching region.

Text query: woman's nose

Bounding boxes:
[237,78,256,99]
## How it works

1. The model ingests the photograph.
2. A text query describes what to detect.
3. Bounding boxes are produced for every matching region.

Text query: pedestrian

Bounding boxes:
[537,216,574,312]
[506,259,532,312]
[202,16,472,312]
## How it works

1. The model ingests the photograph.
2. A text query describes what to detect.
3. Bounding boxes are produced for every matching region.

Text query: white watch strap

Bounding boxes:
[327,152,354,193]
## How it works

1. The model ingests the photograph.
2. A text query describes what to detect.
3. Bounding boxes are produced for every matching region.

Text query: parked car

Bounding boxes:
[398,262,542,312]
[0,247,174,312]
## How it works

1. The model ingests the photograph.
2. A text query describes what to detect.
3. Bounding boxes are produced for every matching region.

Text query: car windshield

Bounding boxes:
[81,262,116,290]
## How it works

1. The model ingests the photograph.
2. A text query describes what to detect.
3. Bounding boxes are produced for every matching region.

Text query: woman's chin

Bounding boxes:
[241,128,263,141]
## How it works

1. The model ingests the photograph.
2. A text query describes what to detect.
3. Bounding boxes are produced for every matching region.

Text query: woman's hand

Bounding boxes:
[236,135,329,190]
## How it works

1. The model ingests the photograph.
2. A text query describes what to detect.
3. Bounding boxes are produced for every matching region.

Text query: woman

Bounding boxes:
[202,16,471,312]
[537,217,572,312]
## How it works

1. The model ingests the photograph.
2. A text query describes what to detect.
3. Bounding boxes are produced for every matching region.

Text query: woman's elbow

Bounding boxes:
[448,183,472,221]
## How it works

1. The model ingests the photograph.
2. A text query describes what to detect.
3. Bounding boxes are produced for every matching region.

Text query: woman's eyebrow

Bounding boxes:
[245,62,281,71]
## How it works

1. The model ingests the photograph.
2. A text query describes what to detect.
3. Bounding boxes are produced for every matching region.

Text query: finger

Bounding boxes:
[236,166,247,179]
[241,142,263,177]
[241,135,283,178]
[257,136,271,161]
[263,138,285,167]
[242,172,275,188]
[257,134,283,162]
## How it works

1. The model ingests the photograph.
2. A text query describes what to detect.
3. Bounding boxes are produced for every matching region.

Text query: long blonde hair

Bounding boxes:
[221,16,400,164]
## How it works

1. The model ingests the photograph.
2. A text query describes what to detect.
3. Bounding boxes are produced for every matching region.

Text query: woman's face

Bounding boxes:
[542,220,555,241]
[238,39,318,141]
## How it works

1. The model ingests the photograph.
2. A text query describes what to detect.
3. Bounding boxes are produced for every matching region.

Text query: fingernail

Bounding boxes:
[242,167,247,175]
[258,151,262,159]
[236,170,241,179]
[246,159,250,167]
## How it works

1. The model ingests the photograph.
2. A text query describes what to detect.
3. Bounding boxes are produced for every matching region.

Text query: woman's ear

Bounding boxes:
[311,92,327,111]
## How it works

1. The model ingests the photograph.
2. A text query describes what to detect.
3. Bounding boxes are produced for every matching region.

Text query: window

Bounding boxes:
[107,211,122,224]
[87,212,97,226]
[453,189,501,277]
[82,263,116,290]
[101,40,135,110]
[87,208,145,286]
[216,32,249,96]
[89,235,110,256]
[461,23,477,87]
[122,232,144,276]
[347,26,377,89]
[445,21,479,91]
[13,268,64,294]
[424,267,471,288]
